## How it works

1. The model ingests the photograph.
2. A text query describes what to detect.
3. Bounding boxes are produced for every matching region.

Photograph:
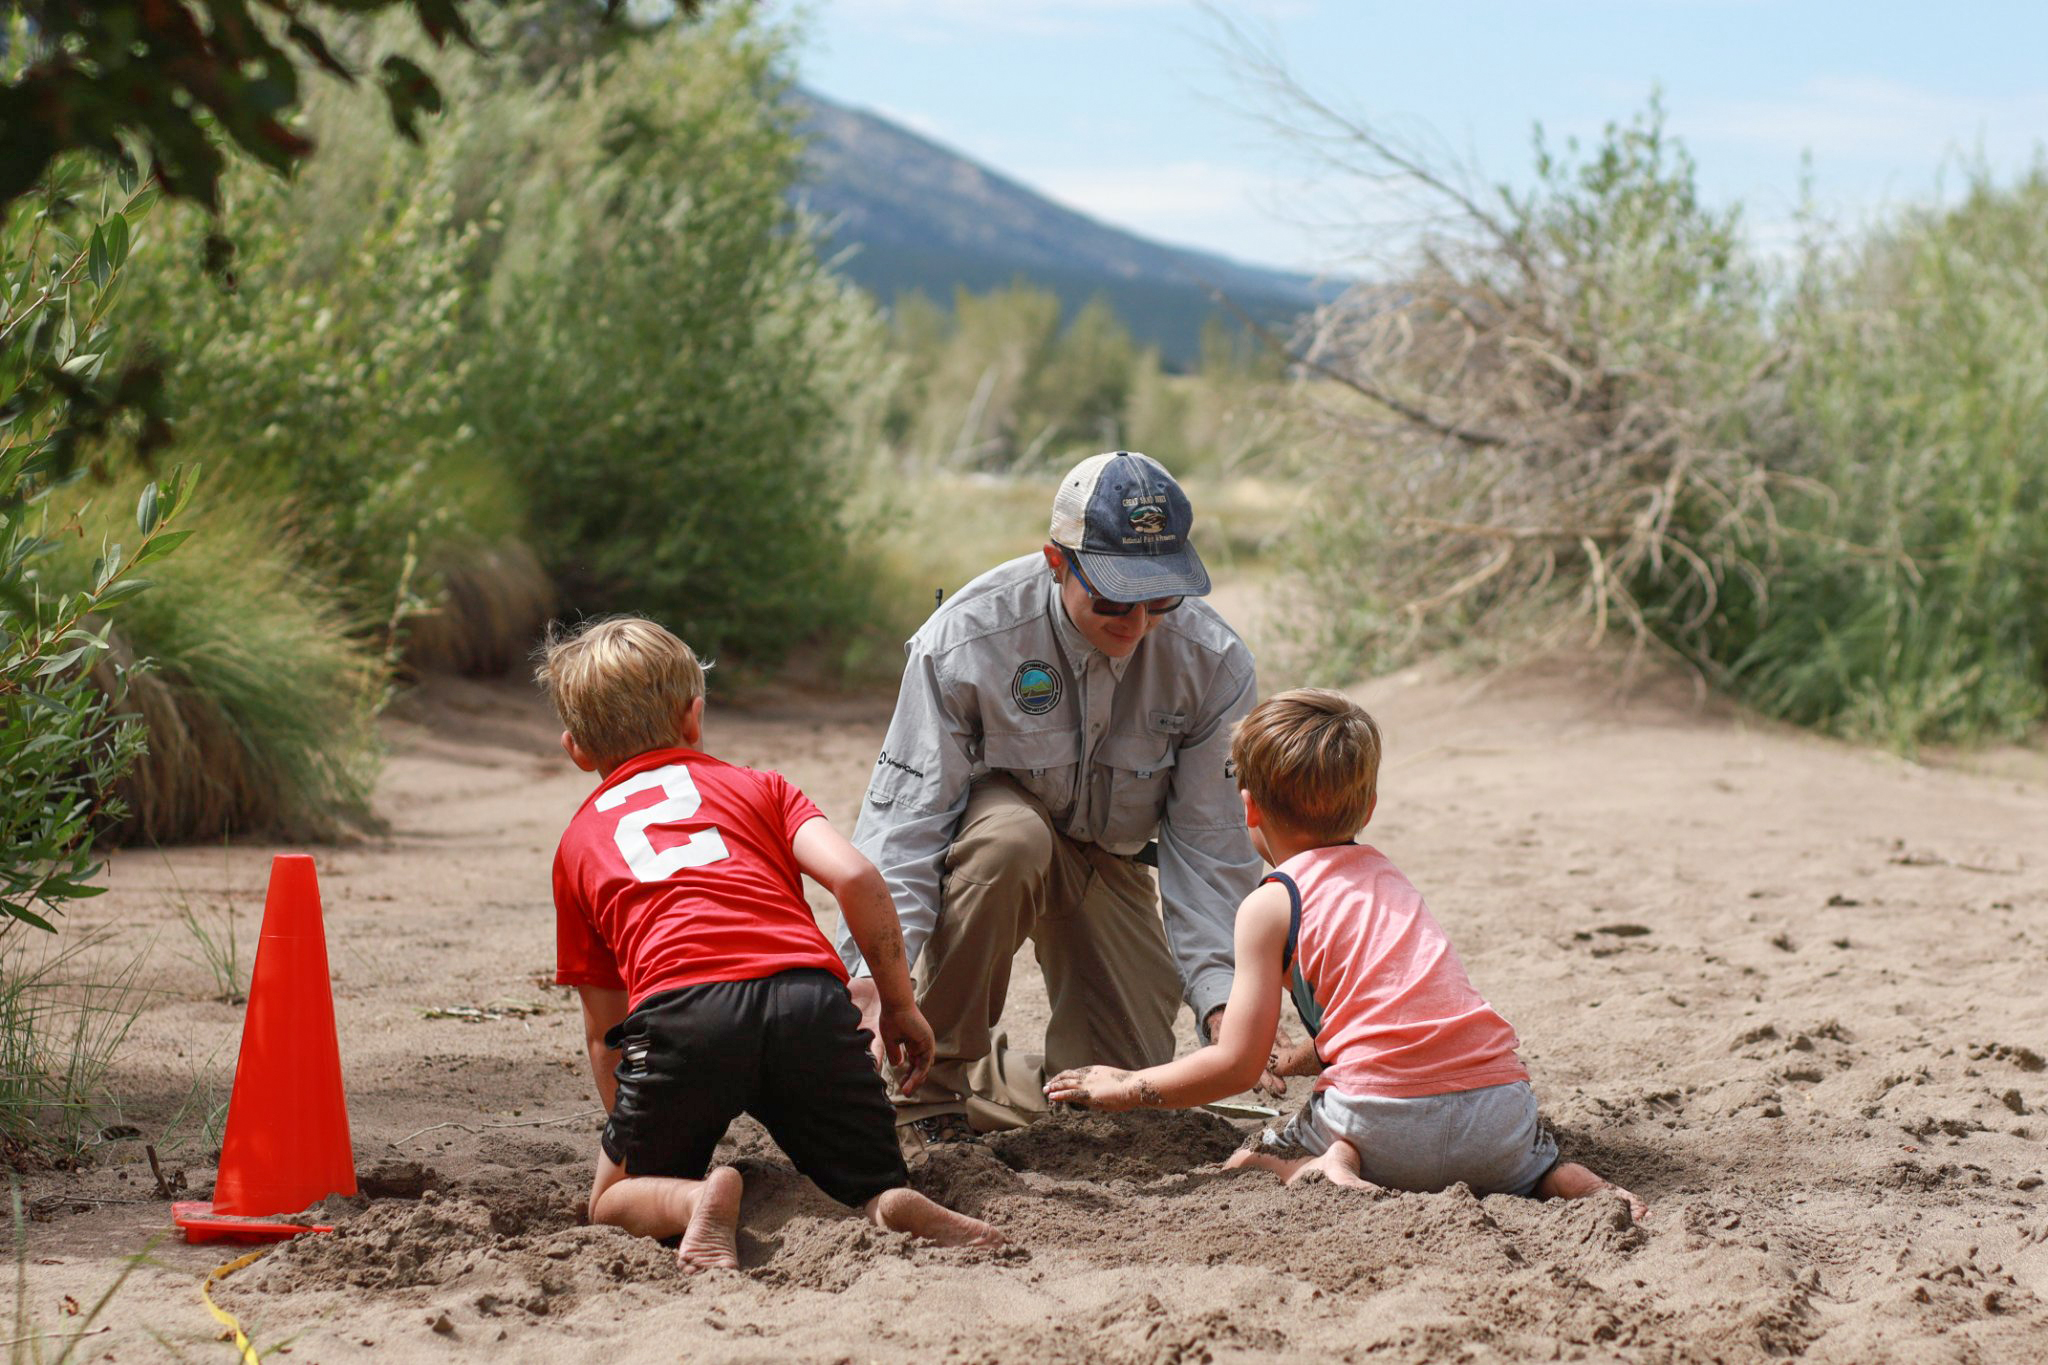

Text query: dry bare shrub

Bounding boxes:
[1222,27,1795,679]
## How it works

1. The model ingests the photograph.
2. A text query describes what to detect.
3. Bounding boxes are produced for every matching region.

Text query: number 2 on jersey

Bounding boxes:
[595,763,730,881]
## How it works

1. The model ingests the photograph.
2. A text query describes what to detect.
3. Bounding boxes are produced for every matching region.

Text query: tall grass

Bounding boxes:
[1681,172,2048,745]
[53,477,380,843]
[0,929,149,1162]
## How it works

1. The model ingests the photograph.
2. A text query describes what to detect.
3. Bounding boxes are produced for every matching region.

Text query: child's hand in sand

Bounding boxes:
[879,1002,935,1097]
[1044,1066,1154,1112]
[1270,1036,1324,1079]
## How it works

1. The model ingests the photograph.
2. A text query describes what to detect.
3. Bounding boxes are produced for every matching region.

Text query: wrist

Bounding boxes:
[866,966,917,1011]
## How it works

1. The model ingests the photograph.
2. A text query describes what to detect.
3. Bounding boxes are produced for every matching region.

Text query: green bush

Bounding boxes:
[466,7,888,663]
[1682,173,2048,744]
[117,113,495,616]
[0,150,196,931]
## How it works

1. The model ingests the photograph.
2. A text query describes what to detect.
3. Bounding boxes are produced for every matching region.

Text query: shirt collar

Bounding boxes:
[1045,569,1135,680]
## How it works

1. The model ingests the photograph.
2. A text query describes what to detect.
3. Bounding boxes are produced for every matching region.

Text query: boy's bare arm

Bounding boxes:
[1046,883,1291,1111]
[791,818,914,1002]
[791,817,933,1093]
[577,985,630,1112]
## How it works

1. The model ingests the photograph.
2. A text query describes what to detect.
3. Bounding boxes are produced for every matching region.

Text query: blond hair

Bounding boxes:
[534,617,706,768]
[1229,688,1381,843]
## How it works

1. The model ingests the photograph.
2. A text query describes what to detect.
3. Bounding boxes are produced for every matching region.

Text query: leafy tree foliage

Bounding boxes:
[0,1,710,216]
[0,147,195,931]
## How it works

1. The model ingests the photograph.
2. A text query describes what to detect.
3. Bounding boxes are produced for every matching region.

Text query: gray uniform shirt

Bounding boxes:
[840,553,1261,1026]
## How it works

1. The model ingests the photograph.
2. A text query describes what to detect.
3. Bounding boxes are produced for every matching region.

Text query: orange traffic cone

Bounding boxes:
[175,854,356,1243]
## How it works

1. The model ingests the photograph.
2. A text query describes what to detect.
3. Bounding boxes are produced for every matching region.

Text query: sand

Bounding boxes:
[14,648,2048,1362]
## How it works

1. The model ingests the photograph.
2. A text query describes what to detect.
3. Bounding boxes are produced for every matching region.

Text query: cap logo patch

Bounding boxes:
[1129,505,1167,534]
[1011,660,1063,716]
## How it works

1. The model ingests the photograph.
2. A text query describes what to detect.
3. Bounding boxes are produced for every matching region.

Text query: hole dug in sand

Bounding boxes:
[987,1106,1245,1183]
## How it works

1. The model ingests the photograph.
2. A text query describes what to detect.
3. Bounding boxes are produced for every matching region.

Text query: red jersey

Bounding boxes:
[552,746,847,1008]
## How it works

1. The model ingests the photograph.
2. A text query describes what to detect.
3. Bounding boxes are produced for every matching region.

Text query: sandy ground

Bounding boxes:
[15,640,2048,1363]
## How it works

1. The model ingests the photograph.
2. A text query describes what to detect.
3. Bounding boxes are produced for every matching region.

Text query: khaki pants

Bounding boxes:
[900,776,1181,1132]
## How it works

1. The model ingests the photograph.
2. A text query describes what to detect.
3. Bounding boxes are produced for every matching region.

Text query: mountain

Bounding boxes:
[792,89,1330,369]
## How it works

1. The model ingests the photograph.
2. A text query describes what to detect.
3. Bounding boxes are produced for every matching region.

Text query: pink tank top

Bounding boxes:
[1274,843,1528,1098]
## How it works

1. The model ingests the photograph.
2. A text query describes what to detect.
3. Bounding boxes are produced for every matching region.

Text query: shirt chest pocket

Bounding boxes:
[982,730,1079,816]
[1096,731,1178,848]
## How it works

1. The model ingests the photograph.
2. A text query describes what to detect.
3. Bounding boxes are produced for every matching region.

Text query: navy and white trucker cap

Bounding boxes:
[1049,451,1211,601]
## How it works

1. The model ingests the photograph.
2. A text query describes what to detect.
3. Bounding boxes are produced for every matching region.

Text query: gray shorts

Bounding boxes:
[1270,1079,1559,1197]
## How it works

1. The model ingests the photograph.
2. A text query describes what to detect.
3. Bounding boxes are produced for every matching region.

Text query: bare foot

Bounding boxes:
[1288,1147,1378,1191]
[866,1187,1006,1248]
[1225,1146,1315,1182]
[677,1166,743,1272]
[1538,1161,1649,1223]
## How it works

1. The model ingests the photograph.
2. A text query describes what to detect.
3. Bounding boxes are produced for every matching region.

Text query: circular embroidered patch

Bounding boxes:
[1011,660,1063,716]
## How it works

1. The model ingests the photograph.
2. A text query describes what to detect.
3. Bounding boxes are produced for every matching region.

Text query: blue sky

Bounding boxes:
[773,1,2048,274]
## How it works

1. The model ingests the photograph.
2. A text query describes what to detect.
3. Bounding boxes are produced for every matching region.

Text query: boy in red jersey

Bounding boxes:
[1047,688,1646,1221]
[538,618,1002,1271]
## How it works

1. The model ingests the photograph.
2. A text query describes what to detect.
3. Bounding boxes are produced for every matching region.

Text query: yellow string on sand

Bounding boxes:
[200,1246,273,1364]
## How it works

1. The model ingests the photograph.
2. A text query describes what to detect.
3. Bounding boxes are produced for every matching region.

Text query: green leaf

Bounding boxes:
[378,56,445,142]
[88,226,111,289]
[34,879,104,902]
[136,481,160,534]
[284,19,354,81]
[135,528,194,565]
[104,213,130,270]
[94,578,152,608]
[93,543,122,589]
[34,643,96,677]
[4,903,58,933]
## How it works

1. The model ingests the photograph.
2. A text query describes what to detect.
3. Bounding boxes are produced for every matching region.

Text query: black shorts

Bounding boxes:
[600,968,909,1208]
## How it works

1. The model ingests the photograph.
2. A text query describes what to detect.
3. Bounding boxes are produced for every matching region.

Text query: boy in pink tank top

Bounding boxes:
[1047,689,1645,1220]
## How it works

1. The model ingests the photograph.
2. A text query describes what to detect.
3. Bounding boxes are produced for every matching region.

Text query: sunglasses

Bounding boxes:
[1061,549,1184,617]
